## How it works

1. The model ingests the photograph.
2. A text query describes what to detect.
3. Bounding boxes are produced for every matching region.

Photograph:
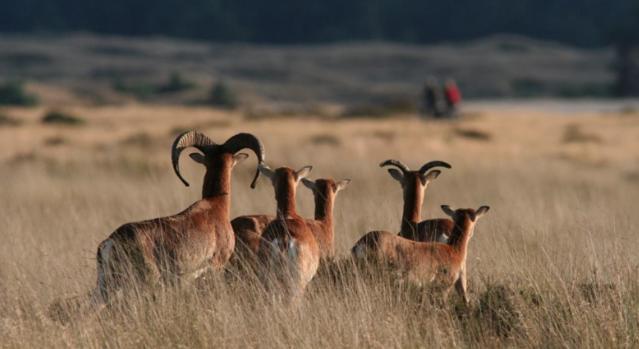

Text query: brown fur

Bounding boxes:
[96,146,254,303]
[388,168,454,243]
[231,214,273,266]
[257,166,319,302]
[229,166,306,268]
[352,206,489,304]
[231,177,347,263]
[302,178,349,260]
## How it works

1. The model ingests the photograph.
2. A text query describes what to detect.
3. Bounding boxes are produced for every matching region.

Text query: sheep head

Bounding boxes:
[171,131,265,188]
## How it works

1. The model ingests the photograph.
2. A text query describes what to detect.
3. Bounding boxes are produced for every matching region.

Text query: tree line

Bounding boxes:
[1,0,636,47]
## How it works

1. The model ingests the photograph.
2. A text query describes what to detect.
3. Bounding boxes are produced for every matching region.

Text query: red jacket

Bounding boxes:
[445,85,461,105]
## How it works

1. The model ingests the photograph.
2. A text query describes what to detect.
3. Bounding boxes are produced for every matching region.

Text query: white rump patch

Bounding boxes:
[353,244,366,259]
[271,239,282,253]
[437,234,450,244]
[96,239,114,302]
[287,240,298,261]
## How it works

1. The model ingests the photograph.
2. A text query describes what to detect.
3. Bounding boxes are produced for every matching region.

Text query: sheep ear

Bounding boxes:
[189,152,206,164]
[233,153,249,166]
[295,166,312,181]
[422,170,441,183]
[301,178,316,191]
[387,169,404,182]
[441,205,455,217]
[475,206,490,220]
[335,179,351,192]
[258,163,275,179]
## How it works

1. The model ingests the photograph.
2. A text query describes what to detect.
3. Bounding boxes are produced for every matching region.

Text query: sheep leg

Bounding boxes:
[454,266,469,305]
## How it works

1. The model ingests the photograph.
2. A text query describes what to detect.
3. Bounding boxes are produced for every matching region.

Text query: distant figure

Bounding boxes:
[420,79,446,118]
[443,79,462,117]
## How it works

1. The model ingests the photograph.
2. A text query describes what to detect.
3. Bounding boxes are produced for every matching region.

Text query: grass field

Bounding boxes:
[1,102,639,347]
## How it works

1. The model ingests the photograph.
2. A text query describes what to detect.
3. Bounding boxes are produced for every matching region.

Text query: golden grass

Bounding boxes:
[1,103,638,347]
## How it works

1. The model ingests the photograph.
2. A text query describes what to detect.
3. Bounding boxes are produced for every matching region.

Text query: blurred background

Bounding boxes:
[2,3,639,347]
[0,0,638,113]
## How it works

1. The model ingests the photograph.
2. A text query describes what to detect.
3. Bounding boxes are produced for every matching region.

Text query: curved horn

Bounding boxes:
[379,159,410,174]
[224,133,265,189]
[171,131,215,187]
[418,160,452,174]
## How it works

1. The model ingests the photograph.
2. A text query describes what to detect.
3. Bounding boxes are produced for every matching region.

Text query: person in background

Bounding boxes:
[443,79,461,117]
[421,78,446,118]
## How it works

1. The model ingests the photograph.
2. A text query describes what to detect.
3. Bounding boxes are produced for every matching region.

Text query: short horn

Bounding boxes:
[419,160,452,174]
[171,130,215,187]
[224,133,265,189]
[379,159,410,174]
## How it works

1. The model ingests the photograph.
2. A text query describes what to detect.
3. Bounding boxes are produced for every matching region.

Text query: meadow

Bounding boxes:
[1,102,638,347]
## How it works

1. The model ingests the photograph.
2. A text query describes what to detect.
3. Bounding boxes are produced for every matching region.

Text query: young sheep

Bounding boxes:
[301,177,350,260]
[352,205,489,304]
[231,177,349,266]
[256,164,319,302]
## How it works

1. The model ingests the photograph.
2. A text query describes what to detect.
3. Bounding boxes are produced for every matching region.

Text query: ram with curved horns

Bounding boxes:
[380,159,453,243]
[95,131,265,303]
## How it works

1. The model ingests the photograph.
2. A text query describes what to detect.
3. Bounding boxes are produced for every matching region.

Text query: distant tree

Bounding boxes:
[158,72,195,94]
[0,0,635,47]
[610,2,639,96]
[208,81,238,109]
[0,82,38,106]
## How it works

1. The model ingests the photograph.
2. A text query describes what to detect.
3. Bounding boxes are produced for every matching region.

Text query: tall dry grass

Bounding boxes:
[1,104,638,347]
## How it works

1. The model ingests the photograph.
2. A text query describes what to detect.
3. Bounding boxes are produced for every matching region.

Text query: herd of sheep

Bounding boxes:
[94,131,489,307]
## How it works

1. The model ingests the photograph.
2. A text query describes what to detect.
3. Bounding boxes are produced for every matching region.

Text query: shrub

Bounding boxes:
[0,82,38,106]
[158,72,196,94]
[208,81,238,109]
[0,113,22,126]
[112,79,156,100]
[562,124,602,144]
[453,128,492,141]
[41,110,85,126]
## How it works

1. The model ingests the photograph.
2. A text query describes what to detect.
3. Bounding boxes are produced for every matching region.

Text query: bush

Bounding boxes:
[208,81,238,109]
[112,79,156,100]
[453,128,492,141]
[562,124,602,144]
[158,72,196,94]
[0,113,22,127]
[41,110,85,126]
[0,82,38,106]
[112,73,196,100]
